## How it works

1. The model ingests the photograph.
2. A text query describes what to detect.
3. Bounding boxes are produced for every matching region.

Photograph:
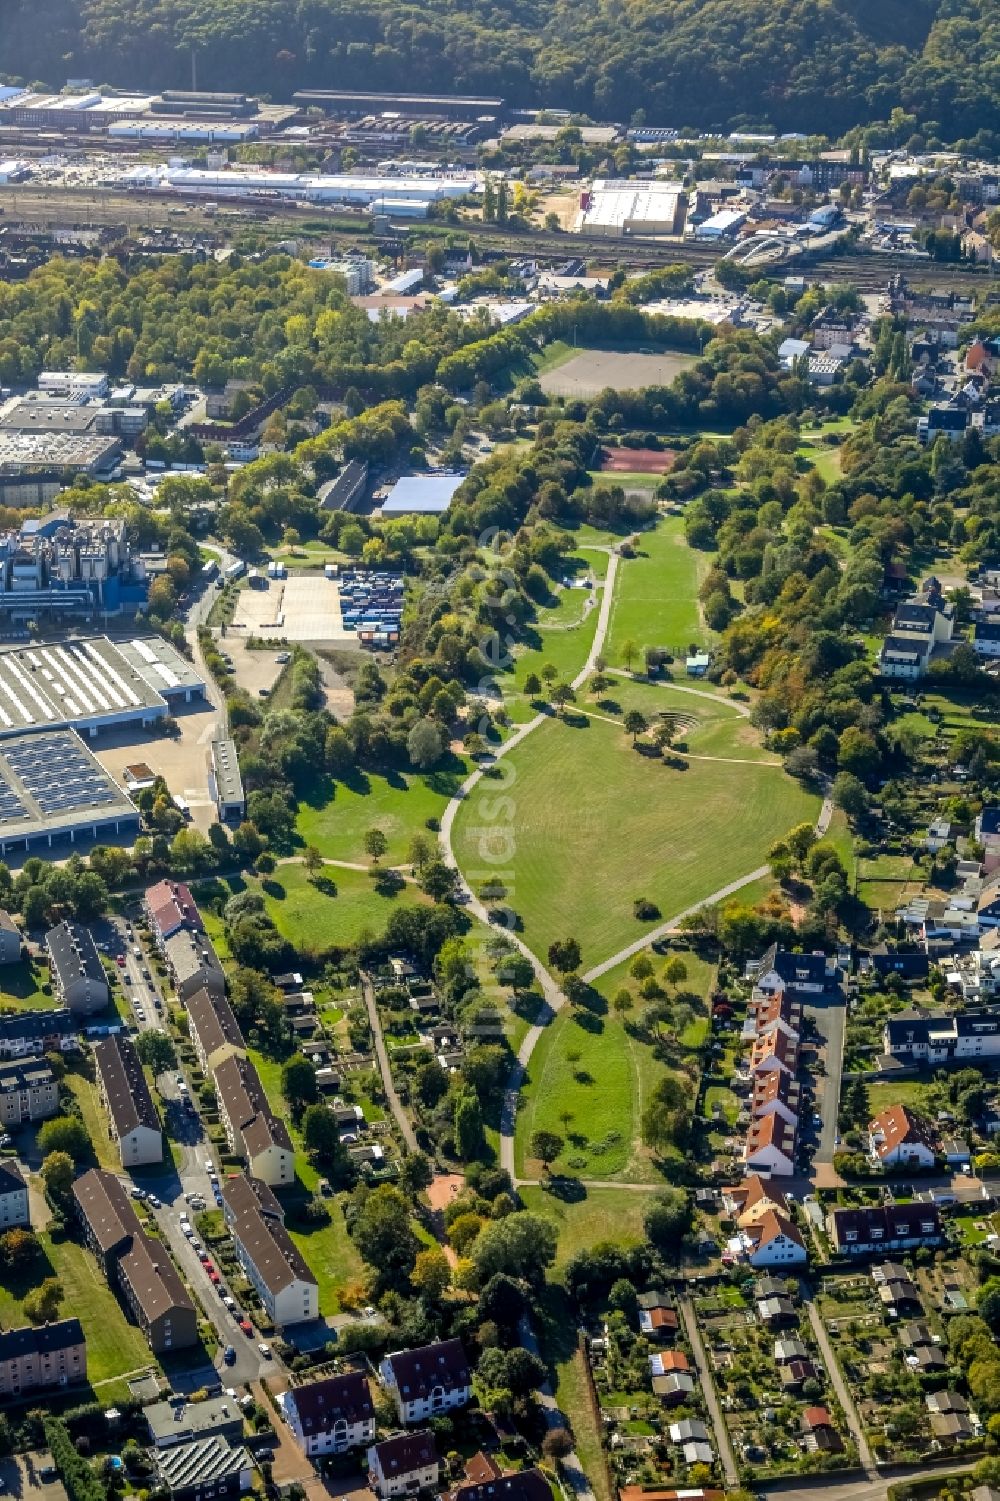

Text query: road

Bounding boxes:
[802,1291,875,1474]
[185,538,238,735]
[102,911,167,1035]
[678,1295,739,1487]
[808,990,847,1167]
[360,972,419,1154]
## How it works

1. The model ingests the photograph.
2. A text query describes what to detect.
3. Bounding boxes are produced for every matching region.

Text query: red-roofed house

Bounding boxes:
[868,1105,936,1169]
[144,880,203,949]
[723,1175,788,1228]
[750,1027,799,1077]
[744,1113,796,1177]
[744,1209,807,1269]
[751,1072,800,1129]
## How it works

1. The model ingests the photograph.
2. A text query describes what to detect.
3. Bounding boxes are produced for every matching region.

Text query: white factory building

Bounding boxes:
[0,637,205,740]
[577,180,687,237]
[120,166,478,210]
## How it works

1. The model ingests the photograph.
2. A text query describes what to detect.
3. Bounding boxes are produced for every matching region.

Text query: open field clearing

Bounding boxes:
[451,712,819,970]
[539,347,698,397]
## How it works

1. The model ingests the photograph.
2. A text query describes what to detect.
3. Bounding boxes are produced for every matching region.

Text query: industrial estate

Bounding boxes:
[4,33,1000,1501]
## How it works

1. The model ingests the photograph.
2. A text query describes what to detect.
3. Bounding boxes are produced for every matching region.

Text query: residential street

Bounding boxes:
[805,989,847,1167]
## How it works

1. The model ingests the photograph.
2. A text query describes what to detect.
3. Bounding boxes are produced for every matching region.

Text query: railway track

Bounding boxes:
[2,183,995,293]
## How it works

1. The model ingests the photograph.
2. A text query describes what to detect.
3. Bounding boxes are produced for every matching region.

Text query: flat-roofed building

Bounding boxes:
[208,739,245,821]
[145,1395,246,1450]
[186,987,246,1075]
[46,920,109,1015]
[155,1436,254,1501]
[221,1173,318,1327]
[165,928,225,1003]
[94,1034,162,1167]
[0,1056,59,1126]
[215,1054,293,1186]
[0,730,139,858]
[0,637,203,736]
[0,1318,86,1399]
[72,1167,197,1352]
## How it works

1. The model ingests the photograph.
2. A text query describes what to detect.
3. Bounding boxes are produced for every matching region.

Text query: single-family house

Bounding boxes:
[868,1104,936,1170]
[752,945,832,995]
[744,1113,797,1176]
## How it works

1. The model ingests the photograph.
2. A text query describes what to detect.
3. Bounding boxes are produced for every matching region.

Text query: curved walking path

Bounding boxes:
[439,543,833,1179]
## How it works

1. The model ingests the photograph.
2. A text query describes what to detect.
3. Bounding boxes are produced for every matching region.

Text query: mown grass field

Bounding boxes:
[520,1184,651,1266]
[515,1007,666,1180]
[452,713,819,971]
[586,678,776,763]
[0,1232,153,1391]
[296,759,470,867]
[499,550,610,707]
[606,516,711,663]
[262,863,431,952]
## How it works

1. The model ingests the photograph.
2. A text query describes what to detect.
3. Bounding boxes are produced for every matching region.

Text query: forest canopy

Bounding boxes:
[4,0,1000,142]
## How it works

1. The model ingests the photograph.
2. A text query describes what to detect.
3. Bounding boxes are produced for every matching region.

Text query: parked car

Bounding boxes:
[258,1343,271,1359]
[223,1345,236,1365]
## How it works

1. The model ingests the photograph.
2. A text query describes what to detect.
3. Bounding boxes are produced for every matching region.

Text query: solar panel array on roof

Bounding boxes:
[0,769,26,824]
[4,732,121,816]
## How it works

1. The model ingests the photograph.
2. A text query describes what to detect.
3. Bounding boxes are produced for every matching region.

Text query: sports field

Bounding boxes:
[451,712,819,970]
[539,348,698,397]
[600,446,676,474]
[606,514,711,660]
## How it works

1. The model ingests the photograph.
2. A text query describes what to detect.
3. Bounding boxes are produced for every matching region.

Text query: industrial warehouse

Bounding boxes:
[0,636,204,739]
[0,728,139,855]
[118,165,479,214]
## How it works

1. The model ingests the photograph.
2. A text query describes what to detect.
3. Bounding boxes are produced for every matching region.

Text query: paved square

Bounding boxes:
[233,574,348,642]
